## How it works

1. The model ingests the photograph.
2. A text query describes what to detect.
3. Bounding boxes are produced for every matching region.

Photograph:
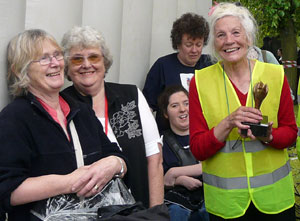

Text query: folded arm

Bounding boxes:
[164,163,203,187]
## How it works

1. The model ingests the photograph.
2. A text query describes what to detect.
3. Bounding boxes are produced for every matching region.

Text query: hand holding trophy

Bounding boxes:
[241,81,269,137]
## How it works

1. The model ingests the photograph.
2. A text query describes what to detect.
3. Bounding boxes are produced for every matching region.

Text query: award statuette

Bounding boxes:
[241,81,269,137]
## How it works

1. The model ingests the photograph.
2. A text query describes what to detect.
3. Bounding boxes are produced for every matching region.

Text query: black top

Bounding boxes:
[143,53,212,132]
[0,92,124,220]
[63,83,150,207]
[143,53,212,112]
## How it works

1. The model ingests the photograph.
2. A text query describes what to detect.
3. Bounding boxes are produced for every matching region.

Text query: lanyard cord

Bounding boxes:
[104,96,108,135]
[222,64,231,116]
[222,59,253,149]
[222,59,253,116]
[249,60,254,108]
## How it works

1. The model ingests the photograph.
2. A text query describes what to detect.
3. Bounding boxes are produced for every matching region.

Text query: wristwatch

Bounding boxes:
[114,157,124,178]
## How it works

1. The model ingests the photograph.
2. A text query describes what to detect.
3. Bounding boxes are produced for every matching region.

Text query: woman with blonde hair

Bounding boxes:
[0,29,128,220]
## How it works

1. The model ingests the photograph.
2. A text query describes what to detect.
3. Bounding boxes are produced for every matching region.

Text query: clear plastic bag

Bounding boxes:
[30,178,135,221]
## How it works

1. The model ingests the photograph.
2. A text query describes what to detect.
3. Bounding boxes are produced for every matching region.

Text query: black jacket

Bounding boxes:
[0,92,125,220]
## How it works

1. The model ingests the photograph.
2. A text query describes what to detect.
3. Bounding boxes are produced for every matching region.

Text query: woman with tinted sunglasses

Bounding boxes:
[62,26,164,208]
[0,29,128,220]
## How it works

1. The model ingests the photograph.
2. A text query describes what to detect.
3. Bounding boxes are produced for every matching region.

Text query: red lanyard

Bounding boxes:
[104,96,108,135]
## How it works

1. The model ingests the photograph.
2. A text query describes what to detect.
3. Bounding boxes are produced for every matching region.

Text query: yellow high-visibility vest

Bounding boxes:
[296,77,300,159]
[195,60,295,219]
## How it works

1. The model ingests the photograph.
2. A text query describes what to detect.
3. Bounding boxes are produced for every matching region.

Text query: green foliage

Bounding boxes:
[289,146,300,219]
[213,0,300,42]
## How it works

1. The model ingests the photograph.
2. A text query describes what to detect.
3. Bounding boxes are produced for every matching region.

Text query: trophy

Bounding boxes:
[241,81,269,137]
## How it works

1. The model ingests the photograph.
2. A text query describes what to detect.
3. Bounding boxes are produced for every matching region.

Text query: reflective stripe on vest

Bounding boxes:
[250,160,291,188]
[221,139,266,153]
[297,78,300,126]
[297,78,300,159]
[203,160,290,190]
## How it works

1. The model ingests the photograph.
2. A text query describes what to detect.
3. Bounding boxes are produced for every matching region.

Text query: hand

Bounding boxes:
[65,165,91,194]
[215,106,263,142]
[71,156,123,197]
[228,106,263,132]
[175,176,202,191]
[241,120,273,142]
[164,168,177,188]
[257,121,273,143]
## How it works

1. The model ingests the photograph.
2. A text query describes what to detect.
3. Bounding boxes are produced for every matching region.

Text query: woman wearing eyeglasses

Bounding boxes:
[61,26,164,208]
[189,2,297,220]
[0,29,128,220]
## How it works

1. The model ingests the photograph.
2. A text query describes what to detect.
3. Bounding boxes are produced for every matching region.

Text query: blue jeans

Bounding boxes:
[168,203,209,221]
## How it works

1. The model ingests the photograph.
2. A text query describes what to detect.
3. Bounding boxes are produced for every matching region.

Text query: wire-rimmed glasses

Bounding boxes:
[31,51,64,66]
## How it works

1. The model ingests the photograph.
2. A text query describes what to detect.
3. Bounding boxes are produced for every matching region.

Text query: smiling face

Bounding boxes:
[67,47,105,96]
[177,34,204,67]
[214,16,249,64]
[165,91,189,135]
[27,40,64,97]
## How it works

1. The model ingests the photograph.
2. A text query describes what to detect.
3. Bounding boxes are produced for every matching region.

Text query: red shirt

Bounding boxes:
[37,96,70,139]
[189,75,297,161]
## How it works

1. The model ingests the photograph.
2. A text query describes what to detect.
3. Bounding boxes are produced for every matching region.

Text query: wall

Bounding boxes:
[0,0,211,110]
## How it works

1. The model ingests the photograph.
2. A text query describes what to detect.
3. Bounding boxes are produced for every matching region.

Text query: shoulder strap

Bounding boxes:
[261,50,267,63]
[70,120,84,168]
[163,130,198,166]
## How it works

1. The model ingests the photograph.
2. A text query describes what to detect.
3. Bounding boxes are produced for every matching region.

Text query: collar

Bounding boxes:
[63,85,93,106]
[65,83,121,108]
[36,96,70,126]
[26,91,80,122]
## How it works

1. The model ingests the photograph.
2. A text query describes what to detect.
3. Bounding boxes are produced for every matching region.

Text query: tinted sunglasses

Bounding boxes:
[69,54,102,66]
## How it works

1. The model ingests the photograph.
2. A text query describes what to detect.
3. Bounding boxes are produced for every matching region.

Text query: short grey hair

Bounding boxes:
[7,29,61,97]
[207,2,257,61]
[61,26,113,76]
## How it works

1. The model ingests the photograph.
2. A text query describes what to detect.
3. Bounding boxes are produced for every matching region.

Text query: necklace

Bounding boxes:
[104,95,108,135]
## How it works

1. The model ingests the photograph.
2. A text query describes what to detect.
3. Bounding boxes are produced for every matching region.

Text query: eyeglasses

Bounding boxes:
[31,51,64,66]
[69,54,102,66]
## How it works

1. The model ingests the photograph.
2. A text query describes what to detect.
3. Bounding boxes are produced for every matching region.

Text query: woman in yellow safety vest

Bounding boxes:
[297,80,300,159]
[189,2,297,220]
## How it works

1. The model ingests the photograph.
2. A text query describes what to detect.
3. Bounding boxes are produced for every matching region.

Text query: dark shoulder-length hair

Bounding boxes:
[157,85,189,127]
